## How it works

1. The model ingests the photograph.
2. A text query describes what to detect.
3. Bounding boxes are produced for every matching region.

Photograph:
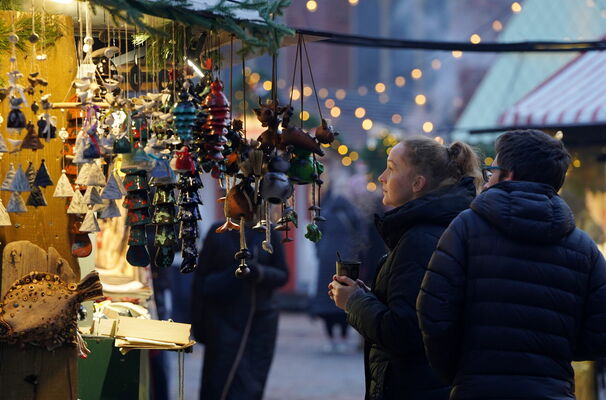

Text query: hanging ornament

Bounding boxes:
[1,163,16,191]
[0,199,11,225]
[7,138,22,153]
[9,164,31,192]
[21,121,44,151]
[85,162,106,187]
[99,199,121,219]
[172,83,197,142]
[80,209,100,233]
[100,171,125,200]
[33,159,53,187]
[24,161,36,186]
[0,132,8,153]
[7,192,27,213]
[82,186,103,205]
[53,170,75,197]
[7,96,26,133]
[26,186,47,207]
[75,163,92,186]
[67,187,87,214]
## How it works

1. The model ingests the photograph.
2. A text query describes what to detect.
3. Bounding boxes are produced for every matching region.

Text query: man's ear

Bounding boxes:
[502,170,514,181]
[412,175,427,193]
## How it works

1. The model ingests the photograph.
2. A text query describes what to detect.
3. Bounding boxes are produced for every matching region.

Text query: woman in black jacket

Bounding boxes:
[329,136,481,400]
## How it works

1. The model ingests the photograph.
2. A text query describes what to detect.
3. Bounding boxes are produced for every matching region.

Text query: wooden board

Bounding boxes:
[115,316,191,345]
[0,13,79,398]
[0,240,78,399]
[0,11,79,276]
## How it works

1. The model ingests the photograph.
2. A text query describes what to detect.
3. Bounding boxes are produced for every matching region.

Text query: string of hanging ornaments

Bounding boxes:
[0,5,337,277]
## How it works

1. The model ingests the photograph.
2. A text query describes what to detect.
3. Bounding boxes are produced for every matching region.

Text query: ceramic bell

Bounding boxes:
[82,186,103,205]
[176,204,201,221]
[154,224,177,246]
[126,208,152,226]
[0,133,8,153]
[80,209,101,233]
[123,171,149,192]
[1,163,16,191]
[21,121,44,151]
[99,199,122,219]
[53,170,75,197]
[288,149,325,185]
[179,220,199,239]
[75,163,92,186]
[34,160,53,187]
[26,186,47,207]
[67,189,88,214]
[260,172,293,204]
[0,198,11,225]
[154,246,175,268]
[9,165,31,192]
[101,172,125,200]
[7,192,27,213]
[85,163,106,187]
[152,204,176,224]
[121,190,150,210]
[152,185,176,204]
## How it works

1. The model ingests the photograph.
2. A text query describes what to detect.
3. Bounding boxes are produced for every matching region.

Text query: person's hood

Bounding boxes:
[375,177,476,249]
[471,180,575,244]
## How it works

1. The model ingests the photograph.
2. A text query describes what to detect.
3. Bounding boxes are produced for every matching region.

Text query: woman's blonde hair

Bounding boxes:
[401,136,482,193]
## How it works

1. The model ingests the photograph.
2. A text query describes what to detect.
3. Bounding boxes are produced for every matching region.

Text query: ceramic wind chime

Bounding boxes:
[150,154,178,268]
[175,164,203,274]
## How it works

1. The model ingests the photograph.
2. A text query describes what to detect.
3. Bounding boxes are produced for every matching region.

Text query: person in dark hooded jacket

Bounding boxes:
[191,222,288,400]
[329,136,482,400]
[417,129,606,400]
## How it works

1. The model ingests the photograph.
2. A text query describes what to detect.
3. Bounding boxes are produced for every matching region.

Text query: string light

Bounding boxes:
[342,157,352,167]
[415,94,426,106]
[391,114,402,124]
[291,88,301,100]
[358,86,368,96]
[492,20,503,31]
[335,89,346,100]
[303,85,313,96]
[573,159,581,168]
[306,0,318,12]
[348,0,359,5]
[367,182,377,192]
[511,2,522,13]
[452,50,463,58]
[395,76,406,87]
[422,121,434,133]
[325,98,335,108]
[330,106,341,118]
[470,34,481,44]
[431,59,442,70]
[262,80,272,91]
[411,69,422,79]
[355,107,366,118]
[338,144,349,155]
[379,94,389,104]
[350,151,359,161]
[484,157,494,165]
[318,88,328,98]
[434,136,444,144]
[362,119,373,130]
[299,111,310,121]
[375,82,386,93]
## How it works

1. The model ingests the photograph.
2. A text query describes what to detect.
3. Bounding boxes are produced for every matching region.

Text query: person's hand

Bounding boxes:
[356,279,371,292]
[328,275,361,310]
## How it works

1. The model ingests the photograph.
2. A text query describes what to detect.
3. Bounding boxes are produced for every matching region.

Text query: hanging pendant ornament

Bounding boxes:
[21,121,44,151]
[26,186,47,207]
[6,33,28,134]
[67,187,87,214]
[7,192,27,213]
[0,198,11,225]
[99,199,121,219]
[53,170,75,197]
[234,216,251,278]
[100,171,125,200]
[82,186,103,205]
[85,162,106,187]
[80,208,100,233]
[75,163,92,186]
[9,164,32,192]
[34,159,53,187]
[1,163,16,191]
[0,132,9,154]
[172,82,197,143]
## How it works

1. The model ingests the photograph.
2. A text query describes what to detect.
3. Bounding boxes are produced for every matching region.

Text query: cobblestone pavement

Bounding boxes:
[169,312,365,400]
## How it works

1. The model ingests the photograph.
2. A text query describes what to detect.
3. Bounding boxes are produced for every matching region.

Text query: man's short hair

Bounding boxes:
[496,129,571,191]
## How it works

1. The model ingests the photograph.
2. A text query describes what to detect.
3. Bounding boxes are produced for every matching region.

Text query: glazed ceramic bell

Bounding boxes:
[172,147,196,173]
[113,136,131,154]
[152,204,176,224]
[177,204,201,221]
[268,156,290,173]
[155,246,175,269]
[154,224,176,246]
[181,240,198,261]
[177,172,203,189]
[179,220,198,239]
[177,189,202,205]
[122,190,150,209]
[126,245,150,267]
[126,208,152,226]
[260,172,293,204]
[152,186,176,205]
[128,225,147,246]
[225,182,255,220]
[288,149,325,185]
[123,172,149,192]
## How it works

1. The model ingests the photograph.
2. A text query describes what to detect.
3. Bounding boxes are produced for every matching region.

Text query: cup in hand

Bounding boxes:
[336,260,361,281]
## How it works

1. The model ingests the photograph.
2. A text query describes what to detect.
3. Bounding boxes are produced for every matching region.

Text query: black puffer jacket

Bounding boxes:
[347,177,476,400]
[417,181,606,400]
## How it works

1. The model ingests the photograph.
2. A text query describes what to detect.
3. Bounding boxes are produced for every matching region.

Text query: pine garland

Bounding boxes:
[86,0,293,56]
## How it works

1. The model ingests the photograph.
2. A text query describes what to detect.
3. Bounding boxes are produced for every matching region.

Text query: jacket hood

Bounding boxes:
[471,180,575,244]
[375,177,476,249]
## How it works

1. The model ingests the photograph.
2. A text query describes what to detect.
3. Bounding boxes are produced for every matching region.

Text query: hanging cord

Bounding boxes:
[242,56,247,140]
[288,35,300,109]
[229,35,234,109]
[171,21,176,98]
[124,23,129,99]
[299,35,304,129]
[301,36,323,120]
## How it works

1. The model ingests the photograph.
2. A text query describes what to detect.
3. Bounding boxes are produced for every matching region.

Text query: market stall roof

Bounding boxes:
[497,49,606,128]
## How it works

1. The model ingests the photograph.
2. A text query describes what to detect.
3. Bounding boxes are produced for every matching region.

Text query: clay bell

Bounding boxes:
[154,246,175,269]
[122,190,150,209]
[268,156,290,173]
[260,172,293,204]
[203,80,230,109]
[154,224,177,246]
[128,225,147,246]
[123,171,149,192]
[177,189,202,205]
[225,182,255,220]
[153,186,176,205]
[177,172,203,190]
[177,204,201,221]
[152,204,176,224]
[288,150,325,185]
[126,208,152,226]
[179,220,199,239]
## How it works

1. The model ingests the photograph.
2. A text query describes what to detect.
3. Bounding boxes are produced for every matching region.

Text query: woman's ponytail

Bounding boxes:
[447,141,482,192]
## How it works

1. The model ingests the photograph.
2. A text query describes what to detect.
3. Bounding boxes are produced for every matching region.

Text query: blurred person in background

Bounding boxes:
[309,151,365,353]
[330,136,482,400]
[191,221,288,400]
